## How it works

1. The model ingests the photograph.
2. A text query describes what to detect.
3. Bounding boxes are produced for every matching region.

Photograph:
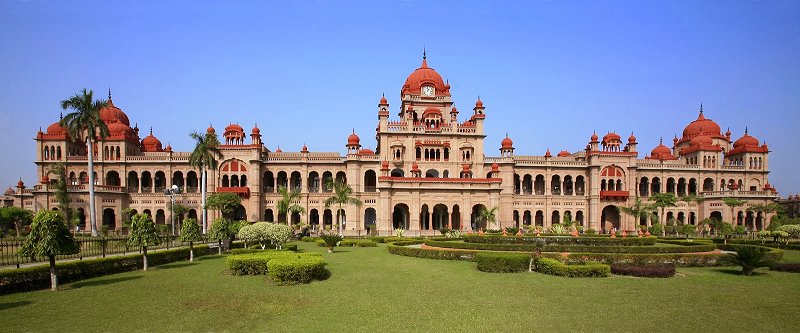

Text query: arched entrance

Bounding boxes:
[420,204,430,230]
[471,204,487,230]
[309,209,319,228]
[392,204,410,229]
[102,208,116,231]
[451,205,461,230]
[323,209,333,229]
[601,205,620,233]
[264,209,274,222]
[710,211,723,222]
[432,204,449,230]
[234,204,246,221]
[364,208,376,229]
[155,209,166,224]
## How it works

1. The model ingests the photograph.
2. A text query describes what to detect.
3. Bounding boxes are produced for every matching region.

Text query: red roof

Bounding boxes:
[402,56,449,96]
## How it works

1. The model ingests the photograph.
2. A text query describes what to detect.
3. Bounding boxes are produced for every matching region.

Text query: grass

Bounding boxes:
[0,243,799,332]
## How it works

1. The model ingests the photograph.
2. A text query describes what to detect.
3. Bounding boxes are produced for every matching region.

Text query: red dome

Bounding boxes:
[682,110,721,140]
[252,125,260,134]
[422,107,441,118]
[379,95,388,104]
[544,148,552,158]
[347,130,360,146]
[402,56,448,96]
[501,135,513,149]
[381,160,390,170]
[46,121,66,135]
[628,133,637,143]
[275,147,282,153]
[475,97,484,108]
[301,144,308,153]
[690,134,713,147]
[99,98,131,126]
[358,148,374,155]
[108,122,133,137]
[557,150,570,157]
[225,123,243,133]
[207,125,216,133]
[41,174,49,183]
[141,131,163,152]
[165,144,172,152]
[648,139,676,160]
[17,179,24,187]
[603,132,621,142]
[733,129,760,149]
[412,162,420,172]
[491,163,499,172]
[590,131,598,142]
[451,106,458,114]
[462,164,471,171]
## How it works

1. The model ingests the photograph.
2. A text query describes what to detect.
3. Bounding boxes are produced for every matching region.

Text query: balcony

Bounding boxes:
[701,190,778,199]
[216,187,250,198]
[600,190,629,201]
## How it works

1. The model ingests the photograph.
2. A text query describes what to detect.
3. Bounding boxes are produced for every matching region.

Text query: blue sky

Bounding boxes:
[1,0,798,195]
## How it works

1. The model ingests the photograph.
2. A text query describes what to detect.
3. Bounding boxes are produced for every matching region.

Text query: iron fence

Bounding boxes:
[0,236,210,269]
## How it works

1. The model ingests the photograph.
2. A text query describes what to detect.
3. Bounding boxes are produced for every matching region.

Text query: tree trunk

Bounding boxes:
[87,137,98,237]
[201,167,207,234]
[14,222,20,238]
[661,208,666,237]
[218,240,222,255]
[49,255,58,291]
[338,203,343,236]
[143,246,149,271]
[189,242,194,262]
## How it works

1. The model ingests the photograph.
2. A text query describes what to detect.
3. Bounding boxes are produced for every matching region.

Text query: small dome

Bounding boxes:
[108,122,133,137]
[682,109,721,139]
[41,174,49,183]
[557,150,570,157]
[462,164,471,171]
[275,147,282,153]
[301,144,308,153]
[358,148,374,155]
[475,97,484,108]
[347,130,360,146]
[544,148,552,158]
[628,133,637,143]
[733,129,760,149]
[379,95,388,104]
[590,131,598,142]
[603,132,621,142]
[422,107,441,117]
[451,106,458,114]
[47,121,66,135]
[225,123,244,133]
[17,179,24,187]
[412,162,420,172]
[648,139,676,160]
[207,125,216,133]
[491,163,499,172]
[501,135,513,149]
[165,144,172,152]
[252,125,260,135]
[381,160,390,170]
[141,130,163,152]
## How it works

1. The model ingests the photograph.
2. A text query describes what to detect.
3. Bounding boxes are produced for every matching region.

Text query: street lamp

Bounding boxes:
[163,184,182,235]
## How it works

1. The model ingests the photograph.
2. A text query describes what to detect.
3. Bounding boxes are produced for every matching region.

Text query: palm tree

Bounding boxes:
[324,180,362,236]
[722,197,746,230]
[617,198,656,232]
[60,89,109,236]
[276,185,305,224]
[650,193,677,237]
[188,131,222,233]
[478,206,499,231]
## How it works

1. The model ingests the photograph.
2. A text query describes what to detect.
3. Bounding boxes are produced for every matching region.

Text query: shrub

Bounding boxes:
[339,239,377,247]
[541,252,723,267]
[318,233,343,252]
[610,264,676,278]
[387,242,475,261]
[464,234,656,246]
[424,240,714,254]
[680,224,697,238]
[718,245,778,275]
[770,263,800,273]
[0,245,212,295]
[649,223,664,236]
[368,236,387,243]
[475,252,530,273]
[535,257,609,277]
[232,243,297,254]
[267,256,327,285]
[226,251,322,276]
[585,229,597,235]
[301,236,319,242]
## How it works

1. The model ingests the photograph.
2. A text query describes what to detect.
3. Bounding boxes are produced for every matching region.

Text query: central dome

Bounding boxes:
[99,98,131,127]
[401,56,449,96]
[682,110,721,140]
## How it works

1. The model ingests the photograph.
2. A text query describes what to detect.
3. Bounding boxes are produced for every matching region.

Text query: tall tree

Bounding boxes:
[276,185,305,224]
[179,218,203,261]
[0,207,34,238]
[208,217,232,255]
[60,88,109,236]
[324,180,361,236]
[617,198,656,231]
[188,130,222,233]
[650,193,678,237]
[18,210,79,291]
[48,162,74,229]
[477,206,499,230]
[127,213,162,271]
[723,197,747,229]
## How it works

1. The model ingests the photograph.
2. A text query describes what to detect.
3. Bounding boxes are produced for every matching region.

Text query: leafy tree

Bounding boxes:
[722,197,746,229]
[127,213,162,271]
[679,224,696,239]
[60,89,109,236]
[179,218,203,261]
[276,186,305,224]
[238,223,267,249]
[617,198,656,231]
[648,223,664,237]
[0,207,34,238]
[776,224,800,238]
[650,193,677,237]
[734,225,747,237]
[265,223,293,250]
[188,130,222,233]
[324,181,362,236]
[477,206,499,231]
[206,192,241,221]
[208,217,233,255]
[171,203,189,231]
[719,222,735,244]
[720,245,776,276]
[18,210,79,291]
[48,162,74,229]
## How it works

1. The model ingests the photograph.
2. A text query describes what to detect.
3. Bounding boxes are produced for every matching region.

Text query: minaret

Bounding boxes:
[378,94,389,132]
[473,97,486,134]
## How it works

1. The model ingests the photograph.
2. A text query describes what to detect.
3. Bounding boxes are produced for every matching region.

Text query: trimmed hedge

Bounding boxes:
[535,257,610,277]
[770,263,800,273]
[226,251,322,276]
[475,252,530,273]
[267,256,327,285]
[300,236,319,242]
[387,242,475,261]
[610,264,676,278]
[339,239,378,247]
[541,252,723,267]
[424,240,714,254]
[232,243,298,254]
[368,236,387,243]
[0,245,212,295]
[711,239,800,251]
[465,235,657,246]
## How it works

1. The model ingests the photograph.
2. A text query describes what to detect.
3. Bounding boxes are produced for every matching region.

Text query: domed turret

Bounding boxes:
[648,138,677,160]
[347,130,360,146]
[590,131,598,142]
[733,128,760,149]
[544,148,552,158]
[99,96,131,126]
[207,124,216,134]
[141,128,164,152]
[628,132,637,143]
[501,135,513,149]
[379,94,388,105]
[682,105,722,140]
[557,150,570,157]
[401,53,449,96]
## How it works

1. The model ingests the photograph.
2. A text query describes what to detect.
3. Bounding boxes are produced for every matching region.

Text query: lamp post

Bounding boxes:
[164,184,182,235]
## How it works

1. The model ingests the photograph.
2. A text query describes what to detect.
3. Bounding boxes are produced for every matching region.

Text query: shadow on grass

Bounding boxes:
[714,268,768,276]
[156,262,198,270]
[0,300,32,311]
[70,275,142,289]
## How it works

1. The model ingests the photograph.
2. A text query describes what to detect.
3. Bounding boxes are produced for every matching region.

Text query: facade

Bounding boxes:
[4,56,780,235]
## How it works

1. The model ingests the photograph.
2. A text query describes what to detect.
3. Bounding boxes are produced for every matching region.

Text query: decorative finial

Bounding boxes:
[423,47,426,60]
[659,137,663,144]
[108,87,112,99]
[149,127,153,135]
[352,128,355,134]
[59,112,63,119]
[700,103,703,114]
[745,126,748,134]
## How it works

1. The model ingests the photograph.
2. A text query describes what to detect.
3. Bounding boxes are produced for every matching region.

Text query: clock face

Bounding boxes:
[422,86,434,96]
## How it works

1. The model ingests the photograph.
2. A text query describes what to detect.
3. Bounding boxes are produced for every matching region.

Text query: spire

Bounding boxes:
[659,137,663,144]
[108,87,112,99]
[700,102,703,114]
[149,127,153,135]
[745,126,748,135]
[421,48,428,68]
[59,112,63,120]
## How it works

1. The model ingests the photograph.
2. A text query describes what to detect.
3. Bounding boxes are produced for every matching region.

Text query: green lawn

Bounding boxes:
[1,243,799,332]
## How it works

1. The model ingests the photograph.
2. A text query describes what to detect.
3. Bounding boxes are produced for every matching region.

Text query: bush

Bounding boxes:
[267,256,327,285]
[610,264,676,277]
[424,240,714,254]
[387,242,475,261]
[718,244,778,275]
[226,251,322,276]
[770,263,800,273]
[0,245,212,295]
[475,252,530,273]
[339,239,377,247]
[464,234,656,246]
[649,223,664,236]
[233,243,297,254]
[368,236,387,243]
[535,258,609,277]
[301,236,319,242]
[541,252,723,267]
